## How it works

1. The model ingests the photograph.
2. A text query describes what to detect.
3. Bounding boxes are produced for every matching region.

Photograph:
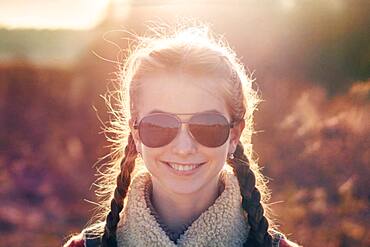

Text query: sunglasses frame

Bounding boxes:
[133,112,235,148]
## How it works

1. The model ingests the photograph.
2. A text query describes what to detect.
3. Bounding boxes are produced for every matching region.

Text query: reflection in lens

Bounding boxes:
[139,114,179,148]
[189,113,230,147]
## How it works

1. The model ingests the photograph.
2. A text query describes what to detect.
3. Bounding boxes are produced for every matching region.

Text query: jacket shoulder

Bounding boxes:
[64,234,85,247]
[64,230,102,247]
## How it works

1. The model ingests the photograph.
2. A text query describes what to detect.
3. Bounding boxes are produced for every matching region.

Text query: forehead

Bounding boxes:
[136,72,230,118]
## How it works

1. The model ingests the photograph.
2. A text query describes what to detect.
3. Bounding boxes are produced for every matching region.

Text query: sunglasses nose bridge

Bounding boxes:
[177,122,194,140]
[176,118,192,136]
[171,121,197,155]
[179,121,195,141]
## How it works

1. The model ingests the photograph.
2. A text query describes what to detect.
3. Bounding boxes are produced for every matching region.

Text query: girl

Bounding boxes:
[65,25,300,247]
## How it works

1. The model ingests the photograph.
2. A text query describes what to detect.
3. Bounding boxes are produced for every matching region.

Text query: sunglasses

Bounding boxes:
[133,112,235,148]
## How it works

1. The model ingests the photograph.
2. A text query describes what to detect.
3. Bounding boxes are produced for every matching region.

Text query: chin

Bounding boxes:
[165,180,206,195]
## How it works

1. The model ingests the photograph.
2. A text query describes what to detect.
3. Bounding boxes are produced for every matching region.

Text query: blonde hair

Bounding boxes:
[66,23,276,246]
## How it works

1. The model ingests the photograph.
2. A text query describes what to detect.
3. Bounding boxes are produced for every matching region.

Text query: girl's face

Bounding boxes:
[131,71,244,195]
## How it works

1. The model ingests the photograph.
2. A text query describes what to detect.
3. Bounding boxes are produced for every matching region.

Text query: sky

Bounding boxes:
[0,0,111,29]
[0,0,348,30]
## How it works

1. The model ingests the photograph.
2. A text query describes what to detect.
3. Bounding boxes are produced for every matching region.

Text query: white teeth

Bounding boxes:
[168,163,199,171]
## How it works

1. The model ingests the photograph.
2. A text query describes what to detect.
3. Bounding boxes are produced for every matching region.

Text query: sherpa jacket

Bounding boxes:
[67,169,297,247]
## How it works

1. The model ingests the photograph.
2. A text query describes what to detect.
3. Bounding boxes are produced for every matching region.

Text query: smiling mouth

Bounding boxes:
[162,161,205,172]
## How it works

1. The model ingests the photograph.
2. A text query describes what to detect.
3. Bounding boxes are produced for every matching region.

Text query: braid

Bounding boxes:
[228,142,272,247]
[101,133,137,247]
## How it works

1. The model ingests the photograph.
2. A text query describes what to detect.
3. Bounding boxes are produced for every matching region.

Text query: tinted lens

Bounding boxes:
[138,114,180,148]
[189,113,230,147]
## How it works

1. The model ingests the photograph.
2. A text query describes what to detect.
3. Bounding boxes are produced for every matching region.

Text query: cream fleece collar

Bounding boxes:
[116,168,250,247]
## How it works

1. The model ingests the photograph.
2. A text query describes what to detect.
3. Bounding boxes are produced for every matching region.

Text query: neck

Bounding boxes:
[150,175,223,233]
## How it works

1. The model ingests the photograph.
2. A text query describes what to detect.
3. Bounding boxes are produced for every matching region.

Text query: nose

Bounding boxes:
[171,124,197,155]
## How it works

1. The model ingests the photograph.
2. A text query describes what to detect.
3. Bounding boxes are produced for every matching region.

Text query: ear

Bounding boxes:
[129,118,142,154]
[228,119,245,154]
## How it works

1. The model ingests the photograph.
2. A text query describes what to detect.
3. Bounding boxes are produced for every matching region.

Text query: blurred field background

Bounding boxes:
[0,0,369,246]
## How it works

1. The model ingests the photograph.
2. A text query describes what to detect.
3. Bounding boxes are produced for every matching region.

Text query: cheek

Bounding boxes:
[140,146,163,166]
[205,144,229,163]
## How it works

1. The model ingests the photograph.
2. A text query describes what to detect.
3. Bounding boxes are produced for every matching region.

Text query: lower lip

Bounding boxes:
[162,162,205,176]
